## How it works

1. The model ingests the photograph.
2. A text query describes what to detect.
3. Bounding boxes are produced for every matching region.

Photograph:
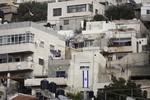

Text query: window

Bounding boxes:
[8,56,13,62]
[67,4,86,13]
[147,10,150,14]
[95,9,98,14]
[53,8,62,16]
[56,71,67,78]
[84,40,94,47]
[0,33,34,46]
[0,54,7,63]
[39,41,44,48]
[14,57,21,62]
[88,4,93,12]
[108,57,112,61]
[39,58,44,65]
[0,36,2,45]
[50,45,55,50]
[0,58,7,63]
[80,66,89,69]
[64,20,69,25]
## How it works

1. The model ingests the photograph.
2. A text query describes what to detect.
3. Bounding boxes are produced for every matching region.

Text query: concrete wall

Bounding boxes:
[141,6,150,21]
[68,51,109,91]
[120,52,149,67]
[85,21,116,32]
[132,36,147,53]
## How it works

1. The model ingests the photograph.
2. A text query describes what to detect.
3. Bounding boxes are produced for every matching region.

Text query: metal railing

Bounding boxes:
[0,21,66,40]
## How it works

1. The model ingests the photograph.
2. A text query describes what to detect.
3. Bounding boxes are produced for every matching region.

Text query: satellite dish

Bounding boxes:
[27,56,32,62]
[114,64,122,70]
[103,46,108,52]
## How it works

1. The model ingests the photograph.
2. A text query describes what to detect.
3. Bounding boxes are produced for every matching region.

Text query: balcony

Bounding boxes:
[107,60,120,68]
[49,59,70,66]
[25,78,67,86]
[0,43,35,54]
[108,46,132,53]
[142,0,150,4]
[0,61,33,72]
[141,15,150,21]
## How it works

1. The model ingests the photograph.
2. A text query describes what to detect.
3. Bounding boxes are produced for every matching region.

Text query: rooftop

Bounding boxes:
[0,21,65,40]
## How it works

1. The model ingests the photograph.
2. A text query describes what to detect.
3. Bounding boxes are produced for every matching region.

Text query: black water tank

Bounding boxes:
[48,82,57,93]
[40,79,49,90]
[38,95,44,100]
[56,89,65,97]
[89,91,94,98]
[36,92,41,98]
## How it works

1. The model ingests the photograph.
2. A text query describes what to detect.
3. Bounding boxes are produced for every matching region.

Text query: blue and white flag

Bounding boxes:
[82,70,89,88]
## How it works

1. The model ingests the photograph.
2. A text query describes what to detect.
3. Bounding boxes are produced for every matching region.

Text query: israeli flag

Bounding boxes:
[82,70,89,88]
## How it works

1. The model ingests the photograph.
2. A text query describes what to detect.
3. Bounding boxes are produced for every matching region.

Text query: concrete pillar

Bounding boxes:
[7,73,10,88]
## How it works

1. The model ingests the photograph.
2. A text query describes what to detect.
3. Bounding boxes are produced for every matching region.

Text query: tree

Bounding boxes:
[93,14,106,21]
[12,1,47,22]
[95,78,147,100]
[105,4,135,20]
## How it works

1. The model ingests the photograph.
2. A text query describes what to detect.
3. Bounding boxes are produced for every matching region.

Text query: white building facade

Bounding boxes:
[141,0,150,21]
[47,0,105,30]
[0,21,65,86]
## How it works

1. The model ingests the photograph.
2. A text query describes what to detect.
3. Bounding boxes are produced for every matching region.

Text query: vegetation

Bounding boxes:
[93,14,106,21]
[66,92,82,100]
[105,4,135,20]
[12,1,47,22]
[95,78,147,100]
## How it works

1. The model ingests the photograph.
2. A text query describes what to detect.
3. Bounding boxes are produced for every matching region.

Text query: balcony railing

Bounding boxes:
[141,15,150,21]
[0,61,33,72]
[49,59,70,66]
[0,21,65,40]
[108,46,132,53]
[25,78,67,86]
[142,0,150,3]
[0,43,35,54]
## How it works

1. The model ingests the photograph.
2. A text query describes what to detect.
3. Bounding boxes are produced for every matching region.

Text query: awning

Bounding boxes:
[50,50,61,57]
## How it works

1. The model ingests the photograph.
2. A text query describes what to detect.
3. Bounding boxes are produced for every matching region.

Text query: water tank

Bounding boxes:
[89,91,94,98]
[39,95,46,100]
[40,79,49,90]
[56,89,65,97]
[36,92,41,98]
[48,82,57,93]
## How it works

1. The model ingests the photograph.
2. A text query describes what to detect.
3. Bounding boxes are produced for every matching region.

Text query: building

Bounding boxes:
[47,0,105,30]
[0,21,66,96]
[24,19,150,98]
[25,33,111,97]
[141,0,150,21]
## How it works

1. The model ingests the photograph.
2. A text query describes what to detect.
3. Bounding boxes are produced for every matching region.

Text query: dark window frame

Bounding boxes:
[64,20,69,25]
[147,10,150,14]
[56,71,67,78]
[67,4,86,13]
[53,8,62,16]
[39,58,44,65]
